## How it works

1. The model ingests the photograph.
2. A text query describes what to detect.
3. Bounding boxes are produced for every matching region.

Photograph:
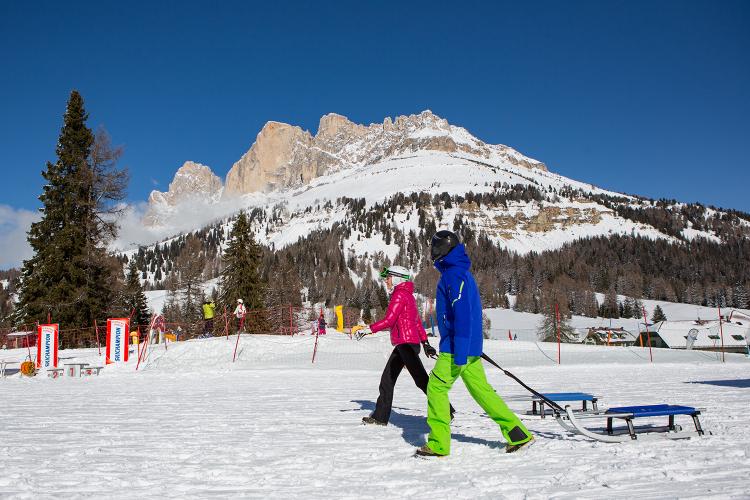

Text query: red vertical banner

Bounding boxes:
[106,318,130,364]
[718,306,726,363]
[555,303,561,365]
[36,324,59,370]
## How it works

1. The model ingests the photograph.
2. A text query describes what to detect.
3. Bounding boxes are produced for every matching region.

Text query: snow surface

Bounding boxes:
[2,335,750,498]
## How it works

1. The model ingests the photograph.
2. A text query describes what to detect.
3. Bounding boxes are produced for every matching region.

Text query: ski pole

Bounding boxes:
[480,353,565,414]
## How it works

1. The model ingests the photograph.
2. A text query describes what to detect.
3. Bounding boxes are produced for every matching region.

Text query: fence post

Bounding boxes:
[289,304,294,336]
[94,320,101,356]
[224,306,229,340]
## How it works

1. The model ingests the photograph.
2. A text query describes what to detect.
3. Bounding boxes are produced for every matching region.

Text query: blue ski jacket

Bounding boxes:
[434,244,483,365]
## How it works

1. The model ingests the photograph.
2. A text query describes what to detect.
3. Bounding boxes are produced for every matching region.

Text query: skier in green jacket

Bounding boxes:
[201,300,216,338]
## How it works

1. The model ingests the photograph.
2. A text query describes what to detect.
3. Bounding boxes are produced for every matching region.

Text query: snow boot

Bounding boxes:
[414,445,446,458]
[362,416,386,426]
[505,437,535,454]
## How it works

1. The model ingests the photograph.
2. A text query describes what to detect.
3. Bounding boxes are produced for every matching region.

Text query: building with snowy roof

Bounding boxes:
[638,317,749,353]
[581,327,637,346]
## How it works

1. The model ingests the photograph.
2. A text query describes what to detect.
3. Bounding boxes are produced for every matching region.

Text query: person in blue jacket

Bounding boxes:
[416,230,533,457]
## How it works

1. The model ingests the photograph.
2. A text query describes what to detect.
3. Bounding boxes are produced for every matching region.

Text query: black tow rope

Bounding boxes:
[481,353,566,414]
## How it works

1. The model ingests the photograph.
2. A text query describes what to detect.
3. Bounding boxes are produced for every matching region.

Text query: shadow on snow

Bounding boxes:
[347,399,504,450]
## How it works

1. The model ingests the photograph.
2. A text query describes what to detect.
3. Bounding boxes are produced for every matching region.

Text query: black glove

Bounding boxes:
[422,341,437,359]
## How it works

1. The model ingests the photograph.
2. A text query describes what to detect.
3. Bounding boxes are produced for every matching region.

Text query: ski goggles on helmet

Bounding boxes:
[379,267,411,280]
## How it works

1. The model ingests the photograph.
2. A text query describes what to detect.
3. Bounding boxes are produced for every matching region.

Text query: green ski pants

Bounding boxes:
[426,353,531,455]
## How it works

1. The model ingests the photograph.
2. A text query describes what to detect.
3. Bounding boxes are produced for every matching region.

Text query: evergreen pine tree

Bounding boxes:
[16,91,125,329]
[219,211,265,311]
[651,304,667,323]
[537,306,577,342]
[124,261,151,328]
[733,283,748,309]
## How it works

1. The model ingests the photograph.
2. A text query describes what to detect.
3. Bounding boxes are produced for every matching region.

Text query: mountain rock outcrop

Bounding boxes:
[145,111,547,224]
[144,161,223,226]
[223,110,547,195]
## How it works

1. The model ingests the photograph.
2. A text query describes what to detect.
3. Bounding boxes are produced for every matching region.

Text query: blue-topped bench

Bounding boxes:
[532,392,598,419]
[605,404,704,440]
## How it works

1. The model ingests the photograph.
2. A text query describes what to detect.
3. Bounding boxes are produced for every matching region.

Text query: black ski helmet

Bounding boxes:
[430,230,460,262]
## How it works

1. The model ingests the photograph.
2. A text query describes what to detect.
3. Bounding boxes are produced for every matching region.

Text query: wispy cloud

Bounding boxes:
[0,205,41,269]
[110,196,252,253]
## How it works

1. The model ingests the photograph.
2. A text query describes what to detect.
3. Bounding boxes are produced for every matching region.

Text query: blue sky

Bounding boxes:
[0,0,748,266]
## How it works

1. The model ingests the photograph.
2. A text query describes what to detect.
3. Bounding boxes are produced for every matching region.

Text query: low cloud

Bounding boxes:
[0,205,41,269]
[111,196,252,253]
[1,196,252,269]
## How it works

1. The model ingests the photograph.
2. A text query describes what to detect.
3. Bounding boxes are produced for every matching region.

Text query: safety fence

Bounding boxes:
[0,305,365,352]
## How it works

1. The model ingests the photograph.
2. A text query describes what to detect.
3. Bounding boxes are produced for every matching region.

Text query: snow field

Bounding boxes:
[1,336,749,499]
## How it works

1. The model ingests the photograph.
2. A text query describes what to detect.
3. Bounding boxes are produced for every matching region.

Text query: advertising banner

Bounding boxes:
[106,318,130,364]
[36,324,59,370]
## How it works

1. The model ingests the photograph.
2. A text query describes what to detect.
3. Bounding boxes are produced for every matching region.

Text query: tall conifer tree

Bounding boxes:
[219,211,265,311]
[16,91,125,328]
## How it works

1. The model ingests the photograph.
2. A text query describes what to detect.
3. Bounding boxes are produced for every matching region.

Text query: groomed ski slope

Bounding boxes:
[2,335,749,499]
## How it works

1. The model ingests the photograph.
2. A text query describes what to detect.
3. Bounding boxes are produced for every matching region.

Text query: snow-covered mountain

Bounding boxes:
[136,109,738,262]
[143,110,548,226]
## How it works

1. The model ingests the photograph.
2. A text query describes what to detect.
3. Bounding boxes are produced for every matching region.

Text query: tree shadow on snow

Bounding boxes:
[689,378,750,388]
[348,399,504,450]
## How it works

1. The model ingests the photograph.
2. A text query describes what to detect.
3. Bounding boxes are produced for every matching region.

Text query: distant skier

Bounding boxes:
[317,310,328,335]
[233,299,246,332]
[201,300,216,338]
[358,265,450,426]
[416,231,533,457]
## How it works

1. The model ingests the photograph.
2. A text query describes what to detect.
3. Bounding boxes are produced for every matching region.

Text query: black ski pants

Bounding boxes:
[372,343,453,424]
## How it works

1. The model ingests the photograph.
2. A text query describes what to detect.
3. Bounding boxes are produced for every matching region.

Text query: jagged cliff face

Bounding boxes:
[145,161,223,226]
[223,110,546,195]
[145,111,547,224]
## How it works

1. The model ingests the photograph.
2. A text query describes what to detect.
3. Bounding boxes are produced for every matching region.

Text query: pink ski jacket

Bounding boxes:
[369,281,427,346]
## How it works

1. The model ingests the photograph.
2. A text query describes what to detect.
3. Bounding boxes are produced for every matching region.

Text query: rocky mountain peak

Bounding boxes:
[144,161,223,226]
[144,111,548,226]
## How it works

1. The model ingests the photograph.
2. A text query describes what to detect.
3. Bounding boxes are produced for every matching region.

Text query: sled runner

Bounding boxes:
[479,354,709,443]
[555,404,707,442]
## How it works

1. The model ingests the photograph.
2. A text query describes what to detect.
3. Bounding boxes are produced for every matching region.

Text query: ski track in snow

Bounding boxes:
[1,336,749,499]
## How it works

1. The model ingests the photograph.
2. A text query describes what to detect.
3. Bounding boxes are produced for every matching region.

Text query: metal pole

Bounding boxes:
[232,314,245,362]
[555,303,561,365]
[718,306,726,363]
[642,305,653,362]
[311,320,320,363]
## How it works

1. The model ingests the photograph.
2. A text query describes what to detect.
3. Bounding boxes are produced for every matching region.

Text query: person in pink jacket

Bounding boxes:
[360,266,453,425]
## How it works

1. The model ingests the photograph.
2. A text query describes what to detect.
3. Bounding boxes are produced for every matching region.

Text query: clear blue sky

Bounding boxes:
[1,0,749,213]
